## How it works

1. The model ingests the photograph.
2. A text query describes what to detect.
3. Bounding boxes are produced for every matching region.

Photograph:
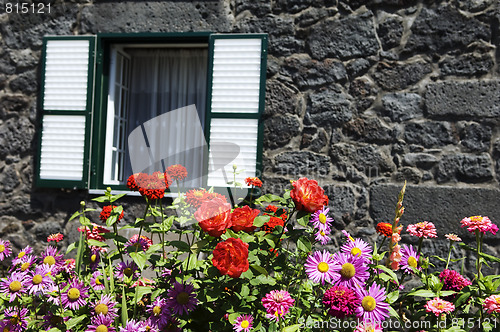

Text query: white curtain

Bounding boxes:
[125,48,208,188]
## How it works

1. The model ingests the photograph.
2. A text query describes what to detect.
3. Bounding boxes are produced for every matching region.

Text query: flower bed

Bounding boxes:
[0,167,499,331]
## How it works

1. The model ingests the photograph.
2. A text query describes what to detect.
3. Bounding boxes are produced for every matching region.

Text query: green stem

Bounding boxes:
[416,237,424,257]
[445,241,453,270]
[160,199,166,259]
[476,229,484,326]
[113,223,125,263]
[136,199,151,249]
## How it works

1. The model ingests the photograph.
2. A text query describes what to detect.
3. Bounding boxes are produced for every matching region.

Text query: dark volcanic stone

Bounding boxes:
[458,122,492,152]
[436,154,494,183]
[402,153,439,169]
[265,80,301,116]
[263,116,301,149]
[439,53,494,77]
[377,16,404,50]
[281,56,347,89]
[381,92,423,122]
[404,122,456,148]
[273,151,330,177]
[0,117,34,157]
[373,61,432,91]
[343,117,395,144]
[330,143,395,176]
[306,89,354,128]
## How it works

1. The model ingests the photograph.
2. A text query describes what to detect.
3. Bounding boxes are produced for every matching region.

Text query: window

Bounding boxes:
[36,33,268,191]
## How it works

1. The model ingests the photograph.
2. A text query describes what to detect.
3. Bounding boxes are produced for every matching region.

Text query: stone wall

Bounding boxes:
[1,0,499,271]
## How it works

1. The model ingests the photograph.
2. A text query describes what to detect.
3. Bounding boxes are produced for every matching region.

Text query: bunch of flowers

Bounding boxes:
[0,171,499,332]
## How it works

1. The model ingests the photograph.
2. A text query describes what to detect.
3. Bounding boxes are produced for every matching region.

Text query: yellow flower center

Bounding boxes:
[10,314,19,325]
[408,256,418,268]
[32,274,43,285]
[340,263,355,279]
[194,191,204,198]
[0,245,5,253]
[176,291,189,305]
[241,320,250,328]
[362,296,377,311]
[3,327,9,332]
[319,213,327,224]
[317,262,329,273]
[43,255,56,266]
[96,325,108,332]
[153,305,161,315]
[95,303,109,315]
[91,254,97,262]
[18,252,25,259]
[20,262,30,271]
[124,268,133,277]
[496,297,500,305]
[9,281,21,292]
[95,277,102,285]
[67,287,80,301]
[320,230,326,236]
[350,247,362,257]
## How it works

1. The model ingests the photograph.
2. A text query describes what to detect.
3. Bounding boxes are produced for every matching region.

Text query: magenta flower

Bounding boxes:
[92,294,118,320]
[355,283,390,323]
[87,314,116,332]
[115,260,140,280]
[483,294,500,314]
[425,297,455,316]
[120,319,147,332]
[262,290,294,321]
[4,307,29,331]
[27,264,54,295]
[41,245,65,273]
[341,237,372,262]
[125,234,153,252]
[314,228,331,245]
[310,206,333,232]
[0,239,12,261]
[147,296,171,329]
[166,281,198,316]
[407,221,437,238]
[460,215,498,234]
[439,269,471,292]
[61,278,89,310]
[332,253,369,288]
[90,270,106,291]
[355,321,383,332]
[322,285,359,318]
[0,271,28,302]
[12,246,33,266]
[400,244,421,274]
[14,254,36,273]
[304,250,341,285]
[233,314,253,332]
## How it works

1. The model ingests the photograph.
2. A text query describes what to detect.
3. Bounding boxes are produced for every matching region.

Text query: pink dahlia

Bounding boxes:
[262,290,294,321]
[460,215,498,234]
[322,285,359,318]
[439,269,471,292]
[483,294,500,314]
[355,283,390,323]
[304,250,341,285]
[407,221,437,238]
[425,297,455,316]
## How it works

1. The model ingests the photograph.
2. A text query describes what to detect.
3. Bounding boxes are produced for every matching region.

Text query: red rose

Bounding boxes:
[230,206,260,233]
[194,197,232,237]
[99,205,124,224]
[212,238,249,278]
[290,177,328,213]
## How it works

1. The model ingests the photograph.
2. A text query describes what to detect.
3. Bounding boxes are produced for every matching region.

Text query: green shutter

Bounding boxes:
[206,34,267,187]
[36,36,96,189]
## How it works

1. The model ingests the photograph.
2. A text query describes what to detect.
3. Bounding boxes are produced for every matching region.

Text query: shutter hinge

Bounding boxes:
[96,50,103,65]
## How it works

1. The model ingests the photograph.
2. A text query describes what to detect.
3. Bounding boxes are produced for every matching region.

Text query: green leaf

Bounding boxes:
[250,264,268,276]
[66,242,77,255]
[190,240,208,254]
[69,210,81,222]
[296,210,310,227]
[92,196,110,203]
[88,239,107,247]
[374,265,399,284]
[135,286,152,301]
[65,315,86,329]
[297,236,311,253]
[388,305,400,320]
[253,215,270,228]
[386,290,399,304]
[249,275,276,286]
[439,290,456,297]
[283,325,302,332]
[255,194,282,204]
[169,241,190,252]
[129,251,148,271]
[121,287,128,327]
[454,291,470,307]
[163,215,174,232]
[109,193,127,202]
[407,289,437,298]
[241,285,250,297]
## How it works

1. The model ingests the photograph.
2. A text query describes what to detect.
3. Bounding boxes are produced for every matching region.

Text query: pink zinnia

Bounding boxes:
[445,233,461,242]
[262,290,294,321]
[322,285,359,318]
[460,216,498,234]
[47,233,64,243]
[483,294,500,314]
[439,269,471,292]
[407,221,437,238]
[425,297,455,316]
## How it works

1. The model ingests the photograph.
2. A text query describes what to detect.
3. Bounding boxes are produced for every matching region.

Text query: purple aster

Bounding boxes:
[115,260,140,280]
[142,318,160,332]
[120,319,146,332]
[93,294,119,320]
[4,307,29,331]
[356,283,390,323]
[166,281,198,316]
[87,313,116,332]
[42,311,67,330]
[0,239,12,261]
[90,270,106,291]
[304,250,341,285]
[41,246,65,273]
[310,206,333,232]
[14,254,37,273]
[12,246,33,265]
[233,314,253,332]
[146,296,171,329]
[314,228,331,245]
[400,244,421,274]
[89,246,104,271]
[45,283,61,305]
[341,237,372,263]
[323,285,360,318]
[0,271,28,302]
[332,253,370,288]
[27,264,54,295]
[61,278,89,310]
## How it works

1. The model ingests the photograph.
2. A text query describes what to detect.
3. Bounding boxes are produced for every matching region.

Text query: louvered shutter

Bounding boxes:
[206,34,267,187]
[36,36,96,188]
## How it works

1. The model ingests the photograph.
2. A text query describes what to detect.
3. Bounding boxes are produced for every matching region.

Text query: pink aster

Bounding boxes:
[262,290,294,321]
[400,244,421,274]
[0,271,28,302]
[120,319,147,332]
[483,294,500,314]
[322,285,360,318]
[12,246,33,266]
[355,321,383,332]
[439,269,471,292]
[146,296,171,329]
[4,307,29,331]
[87,314,116,332]
[40,246,65,273]
[460,215,498,234]
[92,294,119,320]
[304,250,341,285]
[407,221,437,238]
[166,281,198,316]
[310,206,333,232]
[14,254,36,273]
[90,271,106,291]
[61,278,89,310]
[332,253,370,288]
[425,297,455,316]
[233,314,253,332]
[445,233,461,242]
[0,239,12,261]
[355,283,390,323]
[341,237,372,262]
[27,264,54,295]
[314,227,331,245]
